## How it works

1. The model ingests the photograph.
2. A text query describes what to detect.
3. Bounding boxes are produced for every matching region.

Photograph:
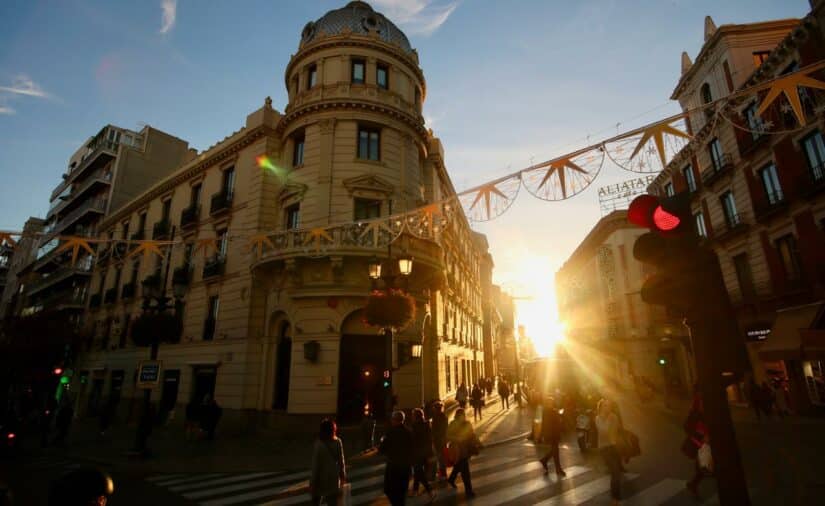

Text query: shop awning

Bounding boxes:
[759,302,823,361]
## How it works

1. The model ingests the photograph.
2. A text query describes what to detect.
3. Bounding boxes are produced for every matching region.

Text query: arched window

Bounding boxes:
[700,83,713,105]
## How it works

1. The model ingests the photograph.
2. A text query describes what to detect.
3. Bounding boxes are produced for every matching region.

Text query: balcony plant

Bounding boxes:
[131,313,182,347]
[364,289,416,330]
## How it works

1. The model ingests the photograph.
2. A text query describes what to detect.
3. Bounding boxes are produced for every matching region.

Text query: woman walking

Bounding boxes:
[456,382,468,410]
[471,383,484,422]
[447,409,479,498]
[410,408,436,502]
[310,418,347,506]
[595,399,622,506]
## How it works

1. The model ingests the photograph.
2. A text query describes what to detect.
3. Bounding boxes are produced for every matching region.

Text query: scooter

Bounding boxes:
[576,409,594,452]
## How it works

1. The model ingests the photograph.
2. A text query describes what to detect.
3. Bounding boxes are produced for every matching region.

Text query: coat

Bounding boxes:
[431,412,448,448]
[447,419,477,460]
[412,420,435,461]
[310,438,345,498]
[471,386,484,408]
[541,406,563,443]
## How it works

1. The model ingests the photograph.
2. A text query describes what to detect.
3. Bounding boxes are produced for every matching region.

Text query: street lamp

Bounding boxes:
[411,343,423,358]
[398,255,414,277]
[368,257,382,280]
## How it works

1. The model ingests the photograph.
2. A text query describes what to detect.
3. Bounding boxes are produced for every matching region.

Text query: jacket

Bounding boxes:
[412,420,435,461]
[447,419,478,460]
[431,412,448,446]
[380,425,413,468]
[310,438,345,497]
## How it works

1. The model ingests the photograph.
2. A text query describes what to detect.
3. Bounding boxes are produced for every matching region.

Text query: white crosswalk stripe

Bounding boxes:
[144,455,696,506]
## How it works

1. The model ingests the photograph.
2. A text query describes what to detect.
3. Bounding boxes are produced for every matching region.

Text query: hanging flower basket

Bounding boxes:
[131,313,182,347]
[364,290,416,330]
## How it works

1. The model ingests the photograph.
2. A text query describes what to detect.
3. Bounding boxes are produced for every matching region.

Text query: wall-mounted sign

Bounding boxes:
[746,327,771,342]
[137,360,162,388]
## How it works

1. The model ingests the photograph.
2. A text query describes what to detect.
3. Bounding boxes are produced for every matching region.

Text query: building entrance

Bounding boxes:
[338,333,387,425]
[191,366,217,404]
[273,321,292,410]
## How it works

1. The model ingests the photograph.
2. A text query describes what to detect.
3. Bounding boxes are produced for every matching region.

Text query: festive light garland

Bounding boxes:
[1,61,824,265]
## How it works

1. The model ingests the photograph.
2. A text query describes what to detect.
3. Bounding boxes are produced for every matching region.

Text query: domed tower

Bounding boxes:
[253,1,469,421]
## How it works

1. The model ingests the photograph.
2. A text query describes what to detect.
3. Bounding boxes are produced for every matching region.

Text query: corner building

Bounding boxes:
[77,1,491,428]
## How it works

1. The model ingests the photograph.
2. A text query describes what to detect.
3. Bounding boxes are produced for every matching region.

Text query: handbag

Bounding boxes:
[446,442,460,465]
[341,483,352,506]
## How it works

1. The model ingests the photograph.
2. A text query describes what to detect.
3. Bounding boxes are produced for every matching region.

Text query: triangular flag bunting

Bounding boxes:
[246,234,276,258]
[127,240,165,262]
[55,236,96,267]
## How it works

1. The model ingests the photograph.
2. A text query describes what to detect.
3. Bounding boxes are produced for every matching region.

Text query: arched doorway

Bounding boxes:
[338,310,387,424]
[272,316,292,410]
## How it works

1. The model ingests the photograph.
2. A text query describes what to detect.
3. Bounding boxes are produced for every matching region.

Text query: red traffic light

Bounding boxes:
[627,194,659,228]
[628,193,689,235]
[652,206,680,231]
[53,367,63,376]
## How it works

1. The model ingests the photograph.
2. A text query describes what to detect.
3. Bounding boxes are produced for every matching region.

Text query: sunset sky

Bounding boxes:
[0,0,808,350]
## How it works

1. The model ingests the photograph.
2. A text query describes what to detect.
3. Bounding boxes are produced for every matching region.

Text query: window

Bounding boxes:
[759,163,783,204]
[205,296,219,341]
[293,131,305,167]
[700,83,713,104]
[733,254,756,299]
[184,243,194,266]
[285,203,300,230]
[801,131,825,181]
[708,138,724,171]
[222,167,235,195]
[694,212,707,237]
[351,59,365,84]
[744,102,764,140]
[217,229,228,257]
[122,222,130,240]
[720,191,738,227]
[357,127,380,161]
[664,182,674,197]
[113,267,122,291]
[775,234,802,281]
[752,51,771,68]
[292,75,299,95]
[683,165,697,192]
[138,212,147,234]
[307,64,317,89]
[130,261,139,283]
[354,198,381,220]
[191,184,202,207]
[445,355,451,391]
[376,63,388,89]
[161,199,171,221]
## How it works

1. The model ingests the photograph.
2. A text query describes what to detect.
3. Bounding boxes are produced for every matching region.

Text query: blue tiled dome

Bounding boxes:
[301,1,414,54]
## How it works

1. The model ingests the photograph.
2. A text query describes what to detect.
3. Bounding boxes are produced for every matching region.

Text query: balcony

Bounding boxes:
[89,293,102,308]
[104,287,118,304]
[26,261,93,296]
[42,198,107,243]
[130,230,145,241]
[210,191,233,216]
[796,165,825,199]
[121,282,136,300]
[47,168,113,220]
[203,318,216,341]
[700,154,734,188]
[180,205,200,229]
[152,220,171,240]
[38,288,86,311]
[202,255,225,279]
[753,192,788,223]
[173,265,192,287]
[50,127,123,200]
[713,213,749,243]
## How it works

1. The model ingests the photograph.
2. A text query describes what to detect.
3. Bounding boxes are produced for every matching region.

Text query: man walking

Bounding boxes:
[380,411,413,506]
[447,409,478,498]
[498,379,510,409]
[539,397,567,477]
[431,401,448,480]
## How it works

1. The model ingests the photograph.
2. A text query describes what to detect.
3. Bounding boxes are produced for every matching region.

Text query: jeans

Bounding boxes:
[600,445,622,500]
[412,458,432,493]
[448,457,473,494]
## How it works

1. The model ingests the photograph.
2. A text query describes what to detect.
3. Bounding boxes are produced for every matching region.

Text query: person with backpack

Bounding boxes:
[410,408,436,502]
[539,397,567,477]
[447,408,479,498]
[310,418,346,505]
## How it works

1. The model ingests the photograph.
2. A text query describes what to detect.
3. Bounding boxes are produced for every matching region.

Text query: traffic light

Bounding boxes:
[53,367,64,376]
[658,357,667,366]
[382,369,391,389]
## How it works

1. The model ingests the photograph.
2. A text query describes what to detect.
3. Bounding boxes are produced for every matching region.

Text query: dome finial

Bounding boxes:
[704,16,717,42]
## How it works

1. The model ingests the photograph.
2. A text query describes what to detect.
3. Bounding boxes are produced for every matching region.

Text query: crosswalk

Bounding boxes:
[146,455,695,505]
[24,455,82,473]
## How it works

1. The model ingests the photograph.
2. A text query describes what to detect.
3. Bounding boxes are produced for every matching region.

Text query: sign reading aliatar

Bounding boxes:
[598,175,657,199]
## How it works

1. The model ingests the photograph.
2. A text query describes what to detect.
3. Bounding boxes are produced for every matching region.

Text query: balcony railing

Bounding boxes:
[210,191,233,215]
[25,261,93,296]
[39,289,86,311]
[50,129,122,200]
[714,213,749,243]
[203,318,216,341]
[41,198,107,243]
[152,220,171,239]
[121,282,136,300]
[104,287,118,304]
[753,191,787,222]
[89,293,102,308]
[202,255,226,279]
[47,168,112,219]
[181,205,200,229]
[130,230,145,241]
[797,164,825,198]
[700,154,734,187]
[173,265,192,287]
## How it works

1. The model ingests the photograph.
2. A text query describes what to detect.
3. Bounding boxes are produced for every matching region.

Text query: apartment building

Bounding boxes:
[0,217,44,321]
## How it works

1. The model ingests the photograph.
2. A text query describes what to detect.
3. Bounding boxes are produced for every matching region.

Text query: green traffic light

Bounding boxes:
[59,376,70,385]
[658,358,666,365]
[383,381,390,388]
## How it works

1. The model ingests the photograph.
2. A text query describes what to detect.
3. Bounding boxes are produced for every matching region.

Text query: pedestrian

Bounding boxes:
[683,392,710,498]
[485,377,493,397]
[471,382,484,422]
[539,397,567,477]
[410,408,436,502]
[52,398,74,447]
[595,399,622,506]
[309,418,346,506]
[746,377,763,421]
[380,410,413,506]
[498,379,510,409]
[431,401,448,480]
[361,411,377,450]
[446,408,478,498]
[202,398,223,440]
[185,400,200,440]
[456,382,468,409]
[761,381,775,418]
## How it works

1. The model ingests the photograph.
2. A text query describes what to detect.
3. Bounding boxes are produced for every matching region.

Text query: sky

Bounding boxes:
[0,0,809,349]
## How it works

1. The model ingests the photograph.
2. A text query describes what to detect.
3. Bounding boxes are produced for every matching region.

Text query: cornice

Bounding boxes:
[285,35,426,98]
[100,125,277,231]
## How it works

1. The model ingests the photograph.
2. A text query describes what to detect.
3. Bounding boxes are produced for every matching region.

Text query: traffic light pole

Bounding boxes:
[686,251,750,505]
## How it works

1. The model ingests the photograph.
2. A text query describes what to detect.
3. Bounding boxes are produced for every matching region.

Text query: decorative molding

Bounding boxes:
[343,174,395,196]
[279,182,309,203]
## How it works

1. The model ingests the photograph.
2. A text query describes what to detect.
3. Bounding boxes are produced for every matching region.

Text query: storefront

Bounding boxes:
[758,302,825,413]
